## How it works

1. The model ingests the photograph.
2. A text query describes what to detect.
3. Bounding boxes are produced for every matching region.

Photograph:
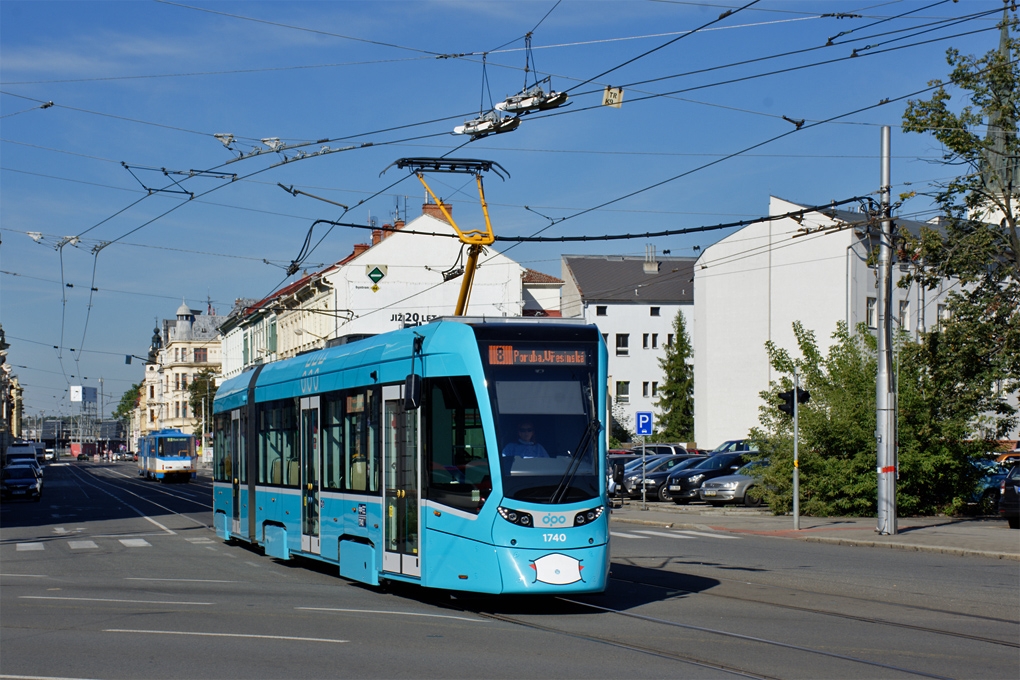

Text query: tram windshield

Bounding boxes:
[159,436,194,458]
[483,343,601,505]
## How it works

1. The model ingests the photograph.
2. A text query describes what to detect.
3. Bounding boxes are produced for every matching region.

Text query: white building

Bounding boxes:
[220,202,562,378]
[561,252,696,439]
[693,196,955,449]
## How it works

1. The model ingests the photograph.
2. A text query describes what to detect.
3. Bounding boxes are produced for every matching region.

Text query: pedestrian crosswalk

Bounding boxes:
[610,528,741,541]
[12,535,218,552]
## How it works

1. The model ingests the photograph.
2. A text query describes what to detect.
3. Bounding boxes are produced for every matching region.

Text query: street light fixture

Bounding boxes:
[294,328,330,342]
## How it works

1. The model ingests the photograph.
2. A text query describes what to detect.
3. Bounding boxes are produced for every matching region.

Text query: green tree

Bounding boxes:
[114,382,142,423]
[652,310,694,442]
[187,368,218,434]
[750,322,987,516]
[900,11,1019,436]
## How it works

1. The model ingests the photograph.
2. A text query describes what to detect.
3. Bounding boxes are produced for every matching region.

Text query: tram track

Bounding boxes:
[609,573,1019,649]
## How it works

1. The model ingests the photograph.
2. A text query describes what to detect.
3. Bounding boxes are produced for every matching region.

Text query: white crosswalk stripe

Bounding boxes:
[119,539,151,548]
[69,540,99,550]
[186,537,215,544]
[634,530,694,539]
[16,543,44,551]
[609,529,742,541]
[673,530,741,540]
[610,531,649,539]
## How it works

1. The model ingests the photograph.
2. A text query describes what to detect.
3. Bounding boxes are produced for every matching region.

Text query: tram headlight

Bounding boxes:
[498,506,534,527]
[574,505,604,527]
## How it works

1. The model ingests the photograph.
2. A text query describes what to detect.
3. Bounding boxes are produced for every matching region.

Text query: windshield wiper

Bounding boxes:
[549,378,601,504]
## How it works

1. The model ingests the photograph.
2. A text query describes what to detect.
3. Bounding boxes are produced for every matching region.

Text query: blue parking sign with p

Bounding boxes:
[636,412,653,436]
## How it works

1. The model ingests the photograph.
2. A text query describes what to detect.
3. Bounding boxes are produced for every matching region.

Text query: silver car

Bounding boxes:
[699,461,767,506]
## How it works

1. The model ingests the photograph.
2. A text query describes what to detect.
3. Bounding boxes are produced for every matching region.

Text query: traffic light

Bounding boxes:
[778,390,794,416]
[778,388,810,416]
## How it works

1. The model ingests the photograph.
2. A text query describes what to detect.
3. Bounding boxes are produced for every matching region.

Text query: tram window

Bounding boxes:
[344,388,380,493]
[259,400,296,486]
[213,414,231,482]
[322,394,344,490]
[425,376,489,514]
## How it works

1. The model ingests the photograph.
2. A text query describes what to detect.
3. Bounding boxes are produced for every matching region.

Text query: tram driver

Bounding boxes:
[501,420,550,458]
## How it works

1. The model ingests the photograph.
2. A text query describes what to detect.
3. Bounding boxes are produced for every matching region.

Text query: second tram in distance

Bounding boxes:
[212,317,609,595]
[137,428,197,482]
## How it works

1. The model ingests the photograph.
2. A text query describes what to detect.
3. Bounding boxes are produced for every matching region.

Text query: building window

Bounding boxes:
[174,348,180,362]
[652,333,658,349]
[650,307,660,317]
[652,381,658,396]
[643,334,650,349]
[616,381,630,404]
[898,300,910,332]
[175,374,180,390]
[194,348,207,363]
[150,409,155,423]
[181,374,188,390]
[643,382,650,398]
[182,402,188,419]
[596,305,607,316]
[149,386,154,399]
[667,334,674,347]
[175,402,180,419]
[616,334,629,356]
[866,297,877,329]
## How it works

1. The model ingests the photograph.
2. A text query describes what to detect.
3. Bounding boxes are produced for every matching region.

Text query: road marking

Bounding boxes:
[104,629,346,643]
[20,596,212,605]
[0,573,48,578]
[297,607,486,622]
[54,527,69,534]
[68,541,99,550]
[119,538,151,548]
[16,543,44,551]
[185,537,215,544]
[673,530,741,540]
[610,531,649,539]
[634,530,694,539]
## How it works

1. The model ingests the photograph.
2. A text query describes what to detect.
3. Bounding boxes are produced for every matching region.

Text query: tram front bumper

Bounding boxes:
[495,544,609,594]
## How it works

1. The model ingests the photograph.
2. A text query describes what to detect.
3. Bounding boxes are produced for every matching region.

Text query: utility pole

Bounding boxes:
[793,367,800,531]
[876,126,897,535]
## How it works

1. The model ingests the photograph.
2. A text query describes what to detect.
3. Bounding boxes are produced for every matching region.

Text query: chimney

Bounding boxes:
[394,219,405,230]
[643,244,660,275]
[352,243,370,257]
[372,229,382,245]
[422,201,453,224]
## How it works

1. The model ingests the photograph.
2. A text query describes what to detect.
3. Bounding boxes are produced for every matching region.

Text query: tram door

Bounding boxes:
[382,385,420,577]
[300,396,321,555]
[230,410,242,535]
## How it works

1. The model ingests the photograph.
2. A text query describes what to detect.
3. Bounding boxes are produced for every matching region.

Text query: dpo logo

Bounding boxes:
[539,513,568,526]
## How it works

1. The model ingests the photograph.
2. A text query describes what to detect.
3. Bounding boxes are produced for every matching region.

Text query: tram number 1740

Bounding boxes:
[544,533,567,542]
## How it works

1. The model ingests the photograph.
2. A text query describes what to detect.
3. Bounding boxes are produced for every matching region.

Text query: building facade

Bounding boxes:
[693,196,956,449]
[561,252,696,440]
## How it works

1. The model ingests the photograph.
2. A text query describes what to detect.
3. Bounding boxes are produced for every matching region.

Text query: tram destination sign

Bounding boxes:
[487,345,587,366]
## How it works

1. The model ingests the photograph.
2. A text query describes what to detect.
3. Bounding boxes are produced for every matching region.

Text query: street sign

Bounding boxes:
[636,411,653,436]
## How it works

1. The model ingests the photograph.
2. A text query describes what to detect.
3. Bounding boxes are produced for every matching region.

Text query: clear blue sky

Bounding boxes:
[0,0,1006,418]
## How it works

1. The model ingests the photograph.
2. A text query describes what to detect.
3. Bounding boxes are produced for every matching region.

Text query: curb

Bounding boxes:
[610,517,1020,561]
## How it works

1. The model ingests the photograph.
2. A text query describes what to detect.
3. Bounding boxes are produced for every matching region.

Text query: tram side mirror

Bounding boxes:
[404,374,422,410]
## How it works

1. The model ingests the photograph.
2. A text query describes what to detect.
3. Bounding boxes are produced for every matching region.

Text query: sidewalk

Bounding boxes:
[610,500,1020,561]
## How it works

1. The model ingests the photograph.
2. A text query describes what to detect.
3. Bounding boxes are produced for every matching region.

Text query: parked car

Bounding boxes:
[646,456,704,501]
[970,459,1008,514]
[6,459,43,477]
[666,452,752,504]
[620,455,682,498]
[707,440,758,454]
[630,443,687,456]
[994,450,1020,467]
[76,452,91,461]
[699,460,769,507]
[43,448,55,461]
[1,466,43,501]
[999,465,1019,529]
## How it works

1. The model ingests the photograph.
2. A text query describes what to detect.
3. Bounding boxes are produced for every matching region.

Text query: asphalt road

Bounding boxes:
[2,461,1017,679]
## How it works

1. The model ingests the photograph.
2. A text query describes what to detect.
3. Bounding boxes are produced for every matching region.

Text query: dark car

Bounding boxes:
[619,455,674,498]
[646,456,704,501]
[1,466,43,501]
[77,452,90,461]
[666,452,751,504]
[970,459,1008,514]
[708,439,758,454]
[999,465,1019,529]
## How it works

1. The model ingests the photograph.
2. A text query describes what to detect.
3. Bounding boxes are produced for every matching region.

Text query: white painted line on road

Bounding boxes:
[610,531,650,539]
[0,573,48,578]
[104,629,346,643]
[15,543,44,551]
[634,530,694,539]
[68,541,99,550]
[119,538,151,548]
[185,537,214,544]
[673,530,741,540]
[297,607,486,623]
[20,596,212,605]
[126,577,239,583]
[54,527,68,534]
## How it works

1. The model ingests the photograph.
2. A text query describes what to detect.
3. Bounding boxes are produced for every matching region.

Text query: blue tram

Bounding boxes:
[212,317,609,594]
[138,428,197,482]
